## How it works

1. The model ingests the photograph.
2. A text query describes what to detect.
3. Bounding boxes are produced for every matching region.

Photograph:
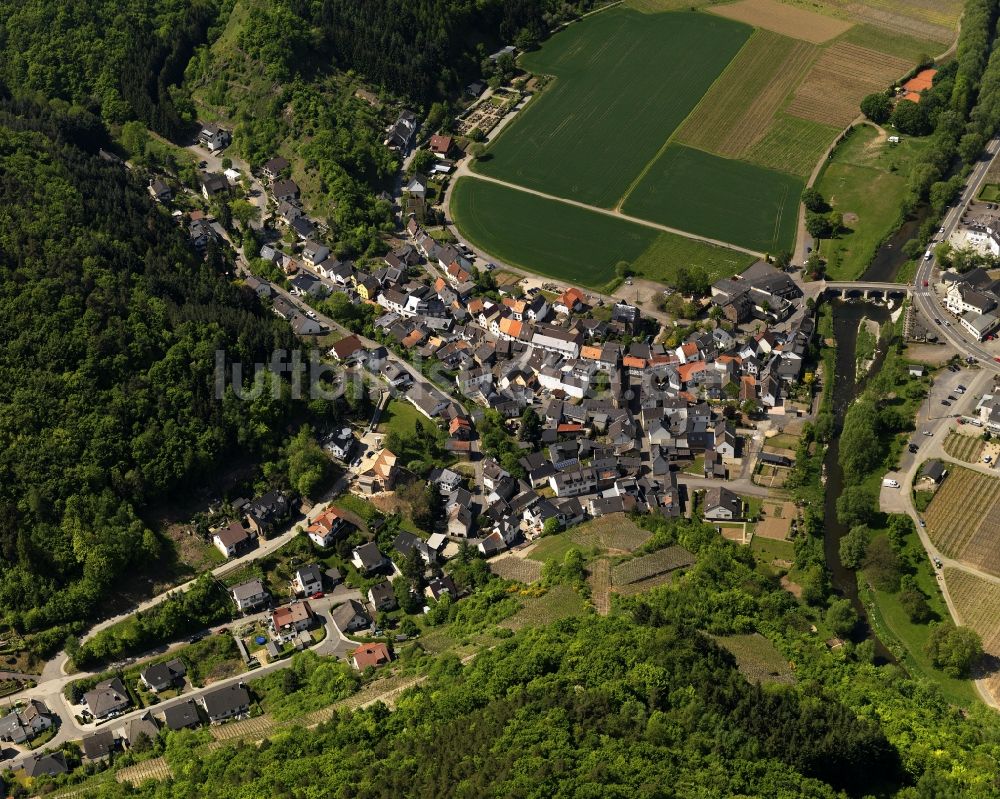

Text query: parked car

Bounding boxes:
[923,430,933,436]
[941,400,951,406]
[306,310,317,319]
[958,384,967,391]
[310,591,325,599]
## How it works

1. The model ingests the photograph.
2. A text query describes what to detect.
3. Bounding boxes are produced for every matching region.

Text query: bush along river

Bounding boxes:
[823,298,894,663]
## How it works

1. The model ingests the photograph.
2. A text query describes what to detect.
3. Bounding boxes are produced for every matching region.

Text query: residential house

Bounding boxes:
[393,531,435,564]
[331,599,371,633]
[302,240,330,265]
[307,507,350,547]
[352,643,392,670]
[82,730,119,761]
[702,487,743,521]
[162,700,201,731]
[330,334,365,362]
[231,578,270,612]
[0,700,55,745]
[198,122,231,151]
[368,581,398,612]
[425,575,457,601]
[212,521,253,558]
[269,601,315,643]
[122,712,160,748]
[292,564,324,596]
[22,752,68,778]
[83,677,131,719]
[406,385,449,419]
[262,156,290,182]
[352,542,388,574]
[291,314,323,335]
[148,178,172,203]
[429,134,453,157]
[358,449,398,494]
[323,427,355,461]
[200,683,251,723]
[246,491,290,537]
[447,504,474,537]
[200,172,229,199]
[385,110,418,151]
[272,178,300,203]
[140,658,187,693]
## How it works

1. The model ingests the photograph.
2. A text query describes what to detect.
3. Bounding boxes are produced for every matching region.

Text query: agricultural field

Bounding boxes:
[620,144,801,253]
[816,0,962,47]
[837,23,945,63]
[474,9,750,207]
[611,545,695,585]
[814,125,931,279]
[944,568,1000,703]
[943,431,986,463]
[708,0,852,43]
[925,466,1000,577]
[452,177,656,290]
[489,555,543,584]
[711,632,795,684]
[676,30,820,164]
[742,114,840,178]
[629,230,756,285]
[786,42,911,128]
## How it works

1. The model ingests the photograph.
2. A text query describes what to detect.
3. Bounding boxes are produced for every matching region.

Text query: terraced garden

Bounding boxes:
[611,545,696,585]
[925,466,1000,577]
[944,568,1000,703]
[943,431,986,463]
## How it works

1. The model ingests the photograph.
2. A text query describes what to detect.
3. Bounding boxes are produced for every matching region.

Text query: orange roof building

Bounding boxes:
[352,642,392,670]
[498,317,525,339]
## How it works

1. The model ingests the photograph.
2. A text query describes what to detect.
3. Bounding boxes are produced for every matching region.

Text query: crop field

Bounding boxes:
[837,23,944,63]
[452,177,656,290]
[787,42,911,127]
[709,0,851,43]
[489,555,543,584]
[819,0,961,45]
[711,633,795,684]
[630,231,756,285]
[611,545,695,585]
[943,431,986,463]
[944,568,1000,702]
[925,466,1000,577]
[475,9,750,207]
[621,144,801,253]
[742,114,840,178]
[676,30,819,162]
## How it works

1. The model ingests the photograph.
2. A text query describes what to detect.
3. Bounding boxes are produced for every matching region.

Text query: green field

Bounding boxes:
[742,114,839,178]
[630,236,754,286]
[814,125,931,279]
[452,177,656,289]
[453,177,757,288]
[621,144,801,253]
[475,9,750,207]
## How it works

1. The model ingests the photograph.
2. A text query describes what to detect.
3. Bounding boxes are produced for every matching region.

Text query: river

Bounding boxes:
[822,299,895,661]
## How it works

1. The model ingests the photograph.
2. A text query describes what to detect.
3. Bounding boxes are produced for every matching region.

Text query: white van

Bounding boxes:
[882,478,900,488]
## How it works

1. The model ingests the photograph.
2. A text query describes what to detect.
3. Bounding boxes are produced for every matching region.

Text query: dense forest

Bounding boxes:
[0,0,224,137]
[0,96,300,642]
